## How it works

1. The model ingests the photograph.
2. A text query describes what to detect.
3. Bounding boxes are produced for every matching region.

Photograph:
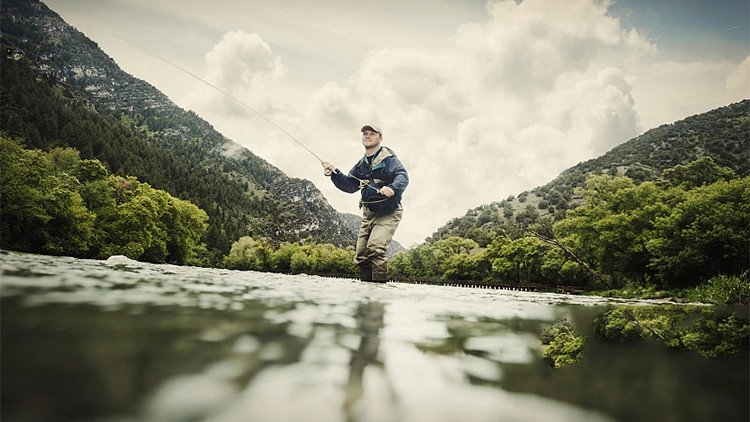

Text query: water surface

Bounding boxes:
[1,251,747,421]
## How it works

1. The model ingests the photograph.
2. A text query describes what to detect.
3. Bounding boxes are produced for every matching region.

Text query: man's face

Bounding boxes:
[361,130,382,148]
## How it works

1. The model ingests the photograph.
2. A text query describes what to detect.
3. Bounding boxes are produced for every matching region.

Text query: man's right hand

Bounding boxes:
[321,162,336,176]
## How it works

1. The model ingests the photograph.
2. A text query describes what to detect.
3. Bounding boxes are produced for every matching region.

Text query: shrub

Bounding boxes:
[688,275,750,305]
[593,306,750,358]
[540,319,585,368]
[681,313,750,358]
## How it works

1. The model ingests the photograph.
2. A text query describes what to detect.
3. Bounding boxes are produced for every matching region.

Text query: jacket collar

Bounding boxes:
[361,146,393,170]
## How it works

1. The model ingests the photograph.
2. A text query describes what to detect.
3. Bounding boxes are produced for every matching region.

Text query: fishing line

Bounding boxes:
[116,35,389,202]
[115,35,324,162]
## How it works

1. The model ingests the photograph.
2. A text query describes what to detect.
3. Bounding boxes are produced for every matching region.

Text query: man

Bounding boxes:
[322,125,409,282]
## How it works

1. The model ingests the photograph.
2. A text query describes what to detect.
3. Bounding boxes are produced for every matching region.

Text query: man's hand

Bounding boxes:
[321,162,336,176]
[378,186,395,197]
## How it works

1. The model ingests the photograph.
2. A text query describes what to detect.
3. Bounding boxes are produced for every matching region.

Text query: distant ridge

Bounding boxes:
[430,100,750,244]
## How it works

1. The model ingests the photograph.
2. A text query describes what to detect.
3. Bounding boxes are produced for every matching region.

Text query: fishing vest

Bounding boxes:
[357,147,402,214]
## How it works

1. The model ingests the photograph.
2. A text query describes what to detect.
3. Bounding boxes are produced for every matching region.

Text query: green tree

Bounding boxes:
[592,181,672,284]
[164,197,209,265]
[407,243,441,279]
[661,156,736,190]
[97,181,166,260]
[442,252,490,281]
[307,243,356,274]
[0,137,95,255]
[515,204,540,225]
[648,177,750,287]
[0,137,210,264]
[290,244,312,273]
[40,175,95,255]
[225,236,274,271]
[81,175,209,264]
[554,175,646,286]
[490,236,549,284]
[270,242,303,272]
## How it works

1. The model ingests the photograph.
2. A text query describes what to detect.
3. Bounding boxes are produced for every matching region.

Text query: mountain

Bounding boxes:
[429,100,750,244]
[0,0,356,255]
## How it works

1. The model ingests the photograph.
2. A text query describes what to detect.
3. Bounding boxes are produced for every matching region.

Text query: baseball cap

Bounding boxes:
[361,124,382,135]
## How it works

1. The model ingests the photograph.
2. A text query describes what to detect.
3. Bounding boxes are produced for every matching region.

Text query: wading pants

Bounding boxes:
[355,204,403,282]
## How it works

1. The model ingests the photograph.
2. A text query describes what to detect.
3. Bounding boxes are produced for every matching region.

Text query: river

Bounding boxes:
[1,251,747,422]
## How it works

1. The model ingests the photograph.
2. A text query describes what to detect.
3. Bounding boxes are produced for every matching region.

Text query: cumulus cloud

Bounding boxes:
[184,31,308,168]
[188,31,287,118]
[182,0,744,247]
[295,0,651,245]
[205,31,285,88]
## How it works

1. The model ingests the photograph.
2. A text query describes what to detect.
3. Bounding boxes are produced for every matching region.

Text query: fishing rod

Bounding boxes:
[115,35,325,163]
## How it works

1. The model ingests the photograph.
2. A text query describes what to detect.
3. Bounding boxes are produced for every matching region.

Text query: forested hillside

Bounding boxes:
[1,136,209,264]
[1,0,355,260]
[393,157,748,290]
[431,100,750,245]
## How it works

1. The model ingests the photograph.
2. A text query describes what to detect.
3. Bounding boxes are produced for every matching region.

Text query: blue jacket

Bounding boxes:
[330,146,409,214]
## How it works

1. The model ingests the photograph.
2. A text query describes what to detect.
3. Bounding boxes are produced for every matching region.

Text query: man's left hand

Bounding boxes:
[378,186,395,197]
[321,161,336,176]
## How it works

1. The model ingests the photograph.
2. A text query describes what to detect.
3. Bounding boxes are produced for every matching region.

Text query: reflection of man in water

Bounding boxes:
[343,301,385,420]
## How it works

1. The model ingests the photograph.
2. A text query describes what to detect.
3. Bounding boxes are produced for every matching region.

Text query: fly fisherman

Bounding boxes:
[322,125,409,283]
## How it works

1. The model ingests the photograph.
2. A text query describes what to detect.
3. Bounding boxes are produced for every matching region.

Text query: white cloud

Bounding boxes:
[187,31,288,119]
[727,55,750,103]
[167,0,744,247]
[183,31,310,171]
[291,0,651,245]
[204,31,286,90]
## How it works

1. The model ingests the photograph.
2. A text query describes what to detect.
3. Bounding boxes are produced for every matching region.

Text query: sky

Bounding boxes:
[44,0,749,247]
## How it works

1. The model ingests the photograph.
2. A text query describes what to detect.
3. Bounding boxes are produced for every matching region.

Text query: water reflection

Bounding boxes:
[1,251,747,422]
[344,301,386,421]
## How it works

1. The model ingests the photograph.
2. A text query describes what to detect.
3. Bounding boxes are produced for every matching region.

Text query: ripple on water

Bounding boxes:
[1,251,743,422]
